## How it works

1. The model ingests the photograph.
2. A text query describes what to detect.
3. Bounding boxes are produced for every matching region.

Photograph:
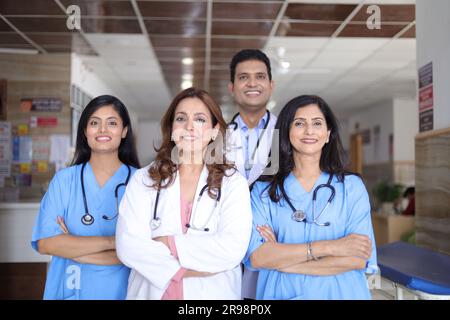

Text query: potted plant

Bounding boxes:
[372,180,404,214]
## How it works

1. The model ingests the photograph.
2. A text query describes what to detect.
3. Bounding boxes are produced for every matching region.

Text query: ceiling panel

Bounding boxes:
[350,4,415,22]
[26,33,73,46]
[339,24,409,37]
[401,25,416,38]
[0,33,30,45]
[0,0,418,120]
[150,36,205,48]
[284,3,357,20]
[154,48,205,59]
[212,2,281,20]
[212,21,272,36]
[210,38,266,49]
[144,20,206,35]
[138,1,207,18]
[82,18,141,33]
[277,22,339,37]
[0,0,62,15]
[4,17,72,33]
[60,0,136,17]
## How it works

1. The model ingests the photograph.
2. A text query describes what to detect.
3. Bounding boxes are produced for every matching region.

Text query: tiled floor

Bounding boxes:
[370,278,418,300]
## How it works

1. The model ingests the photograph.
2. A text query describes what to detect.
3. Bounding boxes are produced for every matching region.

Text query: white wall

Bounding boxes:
[416,0,450,130]
[393,98,418,161]
[136,120,161,166]
[70,53,116,98]
[339,118,350,151]
[348,101,393,165]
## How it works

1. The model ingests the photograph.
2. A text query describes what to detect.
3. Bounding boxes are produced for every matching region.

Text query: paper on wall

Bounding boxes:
[49,134,71,172]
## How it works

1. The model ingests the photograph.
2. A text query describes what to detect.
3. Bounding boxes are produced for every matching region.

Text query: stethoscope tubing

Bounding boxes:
[285,173,335,226]
[151,184,221,232]
[80,162,131,225]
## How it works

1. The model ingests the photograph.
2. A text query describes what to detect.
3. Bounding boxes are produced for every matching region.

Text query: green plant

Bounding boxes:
[372,180,404,203]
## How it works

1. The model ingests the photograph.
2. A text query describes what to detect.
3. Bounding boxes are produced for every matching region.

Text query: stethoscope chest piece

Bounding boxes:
[151,217,161,230]
[292,210,306,222]
[81,213,95,225]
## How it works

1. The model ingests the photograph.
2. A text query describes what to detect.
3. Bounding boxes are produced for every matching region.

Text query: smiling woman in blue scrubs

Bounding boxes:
[31,95,140,300]
[244,95,378,300]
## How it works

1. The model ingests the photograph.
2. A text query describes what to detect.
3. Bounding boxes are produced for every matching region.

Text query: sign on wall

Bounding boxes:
[20,98,63,112]
[418,62,434,132]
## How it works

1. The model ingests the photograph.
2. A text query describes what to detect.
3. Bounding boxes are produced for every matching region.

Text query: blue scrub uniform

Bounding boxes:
[31,163,136,300]
[244,172,378,300]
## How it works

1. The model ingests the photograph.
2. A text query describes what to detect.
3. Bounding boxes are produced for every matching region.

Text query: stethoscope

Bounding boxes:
[284,174,335,227]
[151,184,221,232]
[80,162,131,226]
[228,110,271,171]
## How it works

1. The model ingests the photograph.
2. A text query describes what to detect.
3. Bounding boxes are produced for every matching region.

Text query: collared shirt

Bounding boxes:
[236,112,269,178]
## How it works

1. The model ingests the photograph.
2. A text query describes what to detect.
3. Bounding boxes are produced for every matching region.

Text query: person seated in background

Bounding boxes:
[402,187,415,216]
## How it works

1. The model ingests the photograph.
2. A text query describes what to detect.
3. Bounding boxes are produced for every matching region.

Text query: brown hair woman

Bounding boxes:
[116,87,252,300]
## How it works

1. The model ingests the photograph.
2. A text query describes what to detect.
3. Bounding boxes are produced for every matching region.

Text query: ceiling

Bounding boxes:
[0,0,417,120]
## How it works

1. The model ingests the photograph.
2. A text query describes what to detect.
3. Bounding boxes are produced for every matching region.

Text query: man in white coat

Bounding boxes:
[226,49,278,299]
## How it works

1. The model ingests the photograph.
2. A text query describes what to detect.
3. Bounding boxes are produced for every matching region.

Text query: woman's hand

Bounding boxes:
[184,270,217,278]
[331,234,372,260]
[57,216,69,234]
[153,236,170,249]
[256,225,277,243]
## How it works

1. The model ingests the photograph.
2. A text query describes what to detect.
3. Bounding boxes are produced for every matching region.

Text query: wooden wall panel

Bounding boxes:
[0,263,47,300]
[415,128,450,255]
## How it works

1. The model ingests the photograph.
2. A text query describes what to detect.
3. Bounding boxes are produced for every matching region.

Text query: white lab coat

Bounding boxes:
[226,111,277,299]
[116,163,252,300]
[226,112,278,186]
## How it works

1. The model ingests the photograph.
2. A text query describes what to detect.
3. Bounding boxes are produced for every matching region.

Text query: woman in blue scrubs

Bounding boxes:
[31,95,140,299]
[244,95,378,300]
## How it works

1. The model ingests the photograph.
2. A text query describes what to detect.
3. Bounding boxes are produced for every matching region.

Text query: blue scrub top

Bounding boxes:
[244,172,378,300]
[31,162,137,300]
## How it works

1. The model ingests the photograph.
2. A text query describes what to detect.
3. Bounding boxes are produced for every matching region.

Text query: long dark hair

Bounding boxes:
[267,94,355,202]
[149,87,235,199]
[71,95,140,168]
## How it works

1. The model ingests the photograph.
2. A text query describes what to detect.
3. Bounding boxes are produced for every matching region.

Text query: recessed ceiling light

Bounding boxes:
[182,74,193,81]
[182,57,193,65]
[181,80,193,90]
[281,61,290,69]
[0,48,39,55]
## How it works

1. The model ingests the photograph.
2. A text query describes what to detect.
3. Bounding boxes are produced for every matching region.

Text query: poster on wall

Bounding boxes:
[0,121,11,177]
[12,136,32,162]
[0,80,6,120]
[20,98,63,112]
[418,62,433,132]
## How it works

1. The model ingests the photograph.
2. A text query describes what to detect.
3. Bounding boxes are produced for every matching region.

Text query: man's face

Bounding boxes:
[228,59,274,112]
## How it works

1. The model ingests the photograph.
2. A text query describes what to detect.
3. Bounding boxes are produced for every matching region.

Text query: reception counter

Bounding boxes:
[372,213,415,246]
[0,202,50,263]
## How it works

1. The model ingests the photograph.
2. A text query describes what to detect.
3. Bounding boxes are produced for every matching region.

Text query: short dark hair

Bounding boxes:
[71,95,140,168]
[403,187,415,198]
[229,49,272,83]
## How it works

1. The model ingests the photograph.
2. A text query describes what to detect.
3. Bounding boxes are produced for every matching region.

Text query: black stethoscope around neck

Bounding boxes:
[284,173,336,227]
[80,162,131,226]
[151,184,221,232]
[228,110,271,171]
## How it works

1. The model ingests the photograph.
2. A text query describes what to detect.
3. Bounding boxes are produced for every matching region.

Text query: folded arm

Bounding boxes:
[37,216,116,264]
[279,256,366,276]
[250,225,371,274]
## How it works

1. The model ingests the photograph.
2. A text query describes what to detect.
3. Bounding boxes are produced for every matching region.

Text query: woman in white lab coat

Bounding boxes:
[116,87,252,300]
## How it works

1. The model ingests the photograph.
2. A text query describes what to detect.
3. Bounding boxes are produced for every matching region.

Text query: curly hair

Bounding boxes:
[148,87,235,199]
